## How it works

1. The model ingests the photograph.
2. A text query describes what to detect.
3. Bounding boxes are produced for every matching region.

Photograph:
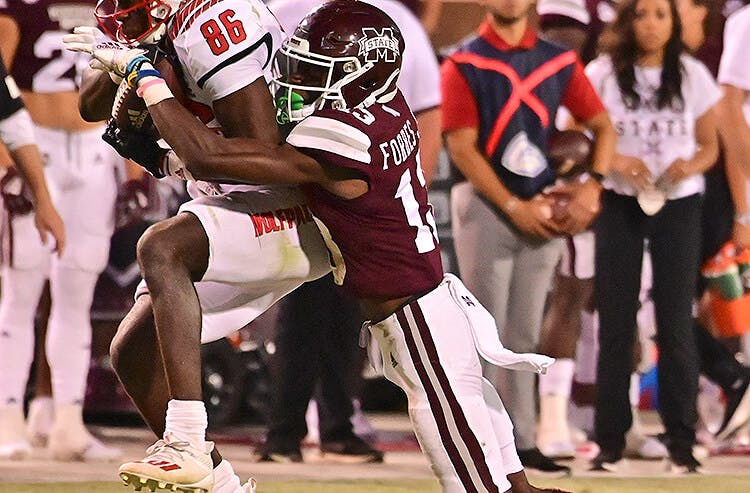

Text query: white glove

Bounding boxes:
[63,26,145,83]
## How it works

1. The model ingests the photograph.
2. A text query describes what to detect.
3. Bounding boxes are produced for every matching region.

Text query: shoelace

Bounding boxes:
[144,439,193,464]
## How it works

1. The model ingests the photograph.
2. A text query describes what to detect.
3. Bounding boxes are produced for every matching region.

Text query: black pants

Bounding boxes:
[595,191,701,452]
[264,273,364,450]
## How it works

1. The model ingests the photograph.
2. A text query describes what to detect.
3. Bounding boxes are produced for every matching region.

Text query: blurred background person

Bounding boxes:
[0,53,65,460]
[714,0,750,441]
[253,0,441,464]
[0,0,122,461]
[441,0,615,474]
[586,0,721,472]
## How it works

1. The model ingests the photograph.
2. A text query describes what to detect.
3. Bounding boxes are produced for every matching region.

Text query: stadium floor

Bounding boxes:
[1,412,749,492]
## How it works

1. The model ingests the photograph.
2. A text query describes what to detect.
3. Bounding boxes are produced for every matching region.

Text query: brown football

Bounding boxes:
[547,129,593,177]
[111,52,187,139]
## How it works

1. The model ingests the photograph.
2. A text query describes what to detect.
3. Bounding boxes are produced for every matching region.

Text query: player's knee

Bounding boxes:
[137,222,181,273]
[109,327,129,376]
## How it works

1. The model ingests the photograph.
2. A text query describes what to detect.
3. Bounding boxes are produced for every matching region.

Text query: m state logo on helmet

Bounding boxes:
[274,0,404,123]
[359,27,400,63]
[94,0,181,45]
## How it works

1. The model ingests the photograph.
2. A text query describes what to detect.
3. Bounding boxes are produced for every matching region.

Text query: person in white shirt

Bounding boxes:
[585,0,721,473]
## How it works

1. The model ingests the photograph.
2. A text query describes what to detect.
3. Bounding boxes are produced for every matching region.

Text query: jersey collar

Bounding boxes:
[479,19,538,51]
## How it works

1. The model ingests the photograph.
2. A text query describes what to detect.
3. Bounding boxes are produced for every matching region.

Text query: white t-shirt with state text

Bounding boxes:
[718,4,750,125]
[585,54,721,199]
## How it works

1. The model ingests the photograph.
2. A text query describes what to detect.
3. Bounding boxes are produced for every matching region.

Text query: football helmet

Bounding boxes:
[94,0,181,45]
[274,0,404,123]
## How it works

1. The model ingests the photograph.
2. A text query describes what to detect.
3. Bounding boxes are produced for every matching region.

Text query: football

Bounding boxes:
[111,50,186,139]
[547,129,593,177]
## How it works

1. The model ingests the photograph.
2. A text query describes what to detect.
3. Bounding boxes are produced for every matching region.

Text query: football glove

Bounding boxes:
[103,120,167,178]
[63,26,145,83]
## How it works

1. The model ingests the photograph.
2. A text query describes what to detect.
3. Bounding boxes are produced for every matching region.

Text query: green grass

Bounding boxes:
[1,477,749,493]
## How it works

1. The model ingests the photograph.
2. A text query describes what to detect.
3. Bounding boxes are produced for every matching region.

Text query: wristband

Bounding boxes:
[125,56,151,77]
[137,78,174,106]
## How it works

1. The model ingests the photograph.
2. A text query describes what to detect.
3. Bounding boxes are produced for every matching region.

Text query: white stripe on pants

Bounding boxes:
[369,278,512,493]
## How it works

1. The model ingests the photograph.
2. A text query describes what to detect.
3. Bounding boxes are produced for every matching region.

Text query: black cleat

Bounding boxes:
[319,435,384,464]
[590,449,624,472]
[518,448,571,477]
[716,374,750,441]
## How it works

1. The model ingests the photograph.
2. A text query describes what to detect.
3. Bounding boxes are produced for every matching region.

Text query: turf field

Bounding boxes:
[2,477,750,493]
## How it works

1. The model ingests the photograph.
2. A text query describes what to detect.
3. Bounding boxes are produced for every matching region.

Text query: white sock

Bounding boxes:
[539,358,575,396]
[213,459,242,493]
[165,399,207,449]
[500,441,523,475]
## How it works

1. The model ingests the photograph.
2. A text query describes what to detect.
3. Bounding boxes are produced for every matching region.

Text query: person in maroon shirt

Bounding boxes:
[92,2,572,492]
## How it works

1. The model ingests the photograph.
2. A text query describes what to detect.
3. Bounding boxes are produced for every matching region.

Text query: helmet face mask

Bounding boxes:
[272,0,403,124]
[95,0,176,45]
[273,37,364,124]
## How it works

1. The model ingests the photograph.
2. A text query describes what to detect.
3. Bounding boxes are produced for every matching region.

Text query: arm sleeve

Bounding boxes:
[440,59,479,132]
[718,8,750,91]
[561,58,606,122]
[172,0,284,101]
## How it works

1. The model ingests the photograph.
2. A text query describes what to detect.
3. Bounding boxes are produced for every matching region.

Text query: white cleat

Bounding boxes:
[48,405,122,462]
[80,432,122,462]
[539,440,576,460]
[624,431,668,460]
[119,433,214,493]
[241,479,257,493]
[0,406,32,460]
[0,440,32,461]
[26,397,54,448]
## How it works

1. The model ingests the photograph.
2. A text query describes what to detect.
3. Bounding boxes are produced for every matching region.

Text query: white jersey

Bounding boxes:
[718,4,750,125]
[585,54,721,199]
[167,0,286,196]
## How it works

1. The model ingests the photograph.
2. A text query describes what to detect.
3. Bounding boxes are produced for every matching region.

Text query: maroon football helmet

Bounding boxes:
[274,0,404,122]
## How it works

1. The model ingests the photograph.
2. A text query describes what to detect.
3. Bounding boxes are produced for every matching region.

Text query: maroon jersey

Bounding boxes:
[0,0,96,92]
[286,91,444,300]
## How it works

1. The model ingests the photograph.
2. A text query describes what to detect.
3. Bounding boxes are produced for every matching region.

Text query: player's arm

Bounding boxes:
[0,15,20,70]
[78,68,119,122]
[146,96,364,198]
[211,77,278,142]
